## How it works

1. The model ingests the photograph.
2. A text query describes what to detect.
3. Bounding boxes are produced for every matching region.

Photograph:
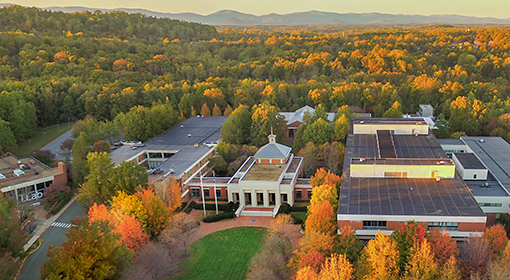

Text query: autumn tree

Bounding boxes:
[161,212,199,256]
[309,185,338,213]
[200,103,211,116]
[310,168,341,189]
[356,231,399,280]
[305,201,336,235]
[458,236,490,279]
[335,226,363,263]
[319,253,354,280]
[482,224,509,260]
[382,101,403,118]
[93,140,111,153]
[405,239,438,280]
[149,176,182,212]
[251,103,286,147]
[427,228,459,268]
[290,230,336,271]
[136,189,169,238]
[294,266,319,280]
[212,104,222,116]
[122,241,178,280]
[391,221,426,273]
[41,218,133,280]
[247,233,293,280]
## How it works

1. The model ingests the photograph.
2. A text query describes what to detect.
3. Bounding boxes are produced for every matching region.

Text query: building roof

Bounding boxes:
[454,153,486,170]
[352,118,427,126]
[280,105,335,125]
[461,137,510,194]
[340,176,484,217]
[339,121,485,219]
[0,155,62,192]
[253,142,292,159]
[464,178,509,197]
[109,116,227,179]
[438,139,465,146]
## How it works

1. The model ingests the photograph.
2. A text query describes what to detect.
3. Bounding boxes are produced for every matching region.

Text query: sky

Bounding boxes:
[7,0,510,18]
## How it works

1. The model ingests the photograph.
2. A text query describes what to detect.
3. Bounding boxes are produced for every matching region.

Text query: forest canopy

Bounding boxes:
[1,5,510,152]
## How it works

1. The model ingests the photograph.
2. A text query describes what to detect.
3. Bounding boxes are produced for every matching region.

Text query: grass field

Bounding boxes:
[175,227,266,280]
[14,122,74,156]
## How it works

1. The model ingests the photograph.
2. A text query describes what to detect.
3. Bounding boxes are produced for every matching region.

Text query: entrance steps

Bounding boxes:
[236,205,278,217]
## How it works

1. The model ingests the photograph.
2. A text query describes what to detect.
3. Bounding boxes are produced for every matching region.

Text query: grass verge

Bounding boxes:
[14,122,74,156]
[175,227,266,280]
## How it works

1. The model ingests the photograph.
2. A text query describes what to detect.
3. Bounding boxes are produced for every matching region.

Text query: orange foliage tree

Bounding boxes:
[305,200,336,235]
[309,184,338,213]
[149,176,182,213]
[310,168,341,189]
[294,266,318,280]
[136,189,169,238]
[482,224,509,260]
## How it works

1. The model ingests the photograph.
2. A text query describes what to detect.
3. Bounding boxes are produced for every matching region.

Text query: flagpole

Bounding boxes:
[200,171,206,216]
[213,170,218,215]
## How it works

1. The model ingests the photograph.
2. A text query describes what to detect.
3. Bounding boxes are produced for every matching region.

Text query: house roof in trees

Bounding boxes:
[339,119,485,220]
[279,105,335,125]
[109,116,227,181]
[461,137,510,194]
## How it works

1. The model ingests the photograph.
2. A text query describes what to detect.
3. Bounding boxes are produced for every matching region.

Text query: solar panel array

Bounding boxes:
[376,130,397,158]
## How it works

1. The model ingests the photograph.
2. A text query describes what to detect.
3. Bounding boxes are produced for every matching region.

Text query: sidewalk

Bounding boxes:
[23,197,77,251]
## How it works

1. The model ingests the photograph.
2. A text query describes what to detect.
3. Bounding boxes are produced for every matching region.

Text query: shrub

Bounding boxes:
[279,203,291,214]
[290,205,307,212]
[224,201,239,213]
[203,212,235,223]
[50,194,72,215]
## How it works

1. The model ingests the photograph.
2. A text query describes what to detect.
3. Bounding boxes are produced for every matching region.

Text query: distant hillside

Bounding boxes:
[2,4,508,25]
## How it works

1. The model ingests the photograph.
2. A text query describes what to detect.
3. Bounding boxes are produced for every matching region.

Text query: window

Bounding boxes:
[479,203,502,207]
[363,221,387,230]
[203,189,210,197]
[296,190,302,199]
[428,222,458,231]
[307,190,312,199]
[191,188,199,198]
[473,174,477,179]
[216,189,221,198]
[384,172,406,178]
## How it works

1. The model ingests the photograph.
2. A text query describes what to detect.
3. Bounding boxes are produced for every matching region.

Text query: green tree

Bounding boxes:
[0,119,16,153]
[301,118,332,147]
[221,105,252,145]
[41,218,133,280]
[383,101,403,118]
[72,131,91,186]
[0,196,26,280]
[109,161,148,195]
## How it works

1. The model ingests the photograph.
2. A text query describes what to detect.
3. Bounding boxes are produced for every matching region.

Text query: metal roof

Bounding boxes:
[253,142,292,159]
[461,137,510,194]
[109,116,227,178]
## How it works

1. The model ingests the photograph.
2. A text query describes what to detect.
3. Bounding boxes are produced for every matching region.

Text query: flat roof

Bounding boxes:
[461,137,510,193]
[454,153,486,170]
[438,139,465,146]
[109,116,227,178]
[352,158,453,166]
[0,155,62,191]
[464,178,509,197]
[339,176,484,217]
[352,118,427,126]
[243,163,284,181]
[339,123,485,218]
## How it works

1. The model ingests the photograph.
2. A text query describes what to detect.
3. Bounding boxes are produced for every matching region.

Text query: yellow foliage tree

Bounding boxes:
[319,254,354,280]
[305,201,336,235]
[360,231,399,280]
[294,266,318,280]
[405,239,438,280]
[309,184,338,213]
[110,191,148,226]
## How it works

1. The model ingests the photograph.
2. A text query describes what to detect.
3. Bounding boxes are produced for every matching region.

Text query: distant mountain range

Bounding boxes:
[2,4,510,25]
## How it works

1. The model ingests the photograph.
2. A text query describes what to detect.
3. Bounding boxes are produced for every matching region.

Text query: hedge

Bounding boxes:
[192,201,239,212]
[50,195,72,215]
[278,203,308,214]
[203,212,235,223]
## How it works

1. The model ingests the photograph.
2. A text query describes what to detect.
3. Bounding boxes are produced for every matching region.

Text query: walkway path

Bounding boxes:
[188,210,303,249]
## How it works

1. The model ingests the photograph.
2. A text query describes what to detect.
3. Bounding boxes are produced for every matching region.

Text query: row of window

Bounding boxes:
[295,190,312,199]
[362,221,459,230]
[191,188,221,198]
[479,203,503,207]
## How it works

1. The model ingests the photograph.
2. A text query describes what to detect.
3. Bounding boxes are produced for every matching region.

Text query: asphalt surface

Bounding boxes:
[17,201,86,280]
[42,129,74,161]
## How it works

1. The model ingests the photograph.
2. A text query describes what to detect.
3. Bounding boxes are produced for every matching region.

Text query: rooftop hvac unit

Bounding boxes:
[479,139,485,143]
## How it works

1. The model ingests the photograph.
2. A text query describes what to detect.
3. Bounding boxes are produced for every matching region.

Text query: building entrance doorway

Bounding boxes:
[256,193,264,206]
[233,192,239,203]
[281,193,288,204]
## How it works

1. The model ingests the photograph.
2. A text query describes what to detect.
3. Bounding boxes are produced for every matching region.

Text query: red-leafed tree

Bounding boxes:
[335,225,363,263]
[299,252,325,273]
[458,236,490,279]
[391,221,426,272]
[116,214,149,251]
[427,228,459,268]
[482,224,509,260]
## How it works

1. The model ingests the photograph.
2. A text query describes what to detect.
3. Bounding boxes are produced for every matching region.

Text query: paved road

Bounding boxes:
[17,201,86,280]
[42,129,74,161]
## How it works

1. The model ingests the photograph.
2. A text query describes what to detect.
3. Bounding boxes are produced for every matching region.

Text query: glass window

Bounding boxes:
[296,190,302,199]
[307,190,312,199]
[216,189,221,198]
[363,221,387,230]
[204,189,210,197]
[191,188,199,198]
[428,222,458,231]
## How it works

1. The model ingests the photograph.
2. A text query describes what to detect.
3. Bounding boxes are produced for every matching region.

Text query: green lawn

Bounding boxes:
[14,122,74,156]
[175,227,266,280]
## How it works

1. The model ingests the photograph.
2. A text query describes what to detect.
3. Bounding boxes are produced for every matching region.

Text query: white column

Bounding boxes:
[251,190,256,207]
[263,190,269,207]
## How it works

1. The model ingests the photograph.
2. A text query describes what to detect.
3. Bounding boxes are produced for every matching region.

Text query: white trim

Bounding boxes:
[337,214,487,223]
[0,176,55,193]
[353,229,482,238]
